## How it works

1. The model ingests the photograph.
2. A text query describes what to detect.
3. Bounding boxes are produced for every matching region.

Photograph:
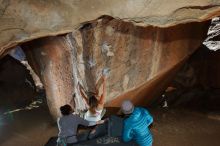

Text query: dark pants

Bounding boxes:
[66,131,90,146]
[46,116,136,146]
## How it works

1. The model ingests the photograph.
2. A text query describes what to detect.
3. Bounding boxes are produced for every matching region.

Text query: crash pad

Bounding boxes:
[44,136,138,146]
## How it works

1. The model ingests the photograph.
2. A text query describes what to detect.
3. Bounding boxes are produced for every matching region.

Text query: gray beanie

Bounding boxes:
[121,100,134,115]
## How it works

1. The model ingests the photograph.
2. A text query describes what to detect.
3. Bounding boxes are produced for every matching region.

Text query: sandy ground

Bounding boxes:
[0,105,57,146]
[0,106,220,146]
[152,108,220,146]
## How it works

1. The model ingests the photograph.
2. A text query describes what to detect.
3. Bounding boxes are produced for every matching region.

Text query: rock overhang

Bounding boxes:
[1,0,220,56]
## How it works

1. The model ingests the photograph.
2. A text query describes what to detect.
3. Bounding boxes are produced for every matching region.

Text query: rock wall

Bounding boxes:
[23,18,208,118]
[23,36,76,118]
[1,0,220,57]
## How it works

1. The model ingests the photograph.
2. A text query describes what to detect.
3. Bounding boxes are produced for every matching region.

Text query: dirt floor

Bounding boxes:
[0,104,220,146]
[152,108,220,146]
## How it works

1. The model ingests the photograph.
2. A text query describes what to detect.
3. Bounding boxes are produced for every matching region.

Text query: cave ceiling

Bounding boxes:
[1,0,220,56]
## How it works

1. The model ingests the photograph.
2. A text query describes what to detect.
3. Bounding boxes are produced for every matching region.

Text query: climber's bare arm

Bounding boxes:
[95,76,105,96]
[97,76,106,109]
[78,82,89,106]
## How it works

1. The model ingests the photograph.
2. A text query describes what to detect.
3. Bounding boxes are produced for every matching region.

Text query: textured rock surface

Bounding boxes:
[0,0,216,118]
[203,17,220,51]
[23,17,208,118]
[1,0,220,57]
[73,18,209,107]
[23,37,76,118]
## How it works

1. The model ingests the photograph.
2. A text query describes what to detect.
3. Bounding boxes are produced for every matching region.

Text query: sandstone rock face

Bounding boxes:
[23,37,76,118]
[1,0,220,57]
[23,17,208,118]
[0,0,217,118]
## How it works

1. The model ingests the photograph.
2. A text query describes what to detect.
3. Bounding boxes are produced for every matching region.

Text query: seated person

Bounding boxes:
[121,100,153,146]
[57,104,104,146]
[78,75,107,122]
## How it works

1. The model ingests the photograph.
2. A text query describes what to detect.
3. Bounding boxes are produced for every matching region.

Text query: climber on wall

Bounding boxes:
[78,74,107,122]
[121,100,153,146]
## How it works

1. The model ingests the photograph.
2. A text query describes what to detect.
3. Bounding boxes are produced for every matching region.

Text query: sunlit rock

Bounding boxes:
[203,17,220,51]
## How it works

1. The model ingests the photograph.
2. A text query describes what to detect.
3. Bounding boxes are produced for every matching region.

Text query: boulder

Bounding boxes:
[23,17,208,118]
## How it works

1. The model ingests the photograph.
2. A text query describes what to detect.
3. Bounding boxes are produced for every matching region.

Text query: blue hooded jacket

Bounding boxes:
[122,107,153,146]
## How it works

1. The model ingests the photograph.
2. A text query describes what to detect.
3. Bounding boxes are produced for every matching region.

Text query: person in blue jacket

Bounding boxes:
[121,100,153,146]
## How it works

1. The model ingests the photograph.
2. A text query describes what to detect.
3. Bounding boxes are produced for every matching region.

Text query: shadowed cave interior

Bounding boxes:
[0,17,220,146]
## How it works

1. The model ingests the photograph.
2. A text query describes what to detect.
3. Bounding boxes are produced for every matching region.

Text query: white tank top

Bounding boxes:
[84,108,103,122]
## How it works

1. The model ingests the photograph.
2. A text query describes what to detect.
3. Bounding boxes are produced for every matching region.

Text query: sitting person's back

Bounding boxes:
[57,104,104,146]
[58,113,88,143]
[121,100,153,146]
